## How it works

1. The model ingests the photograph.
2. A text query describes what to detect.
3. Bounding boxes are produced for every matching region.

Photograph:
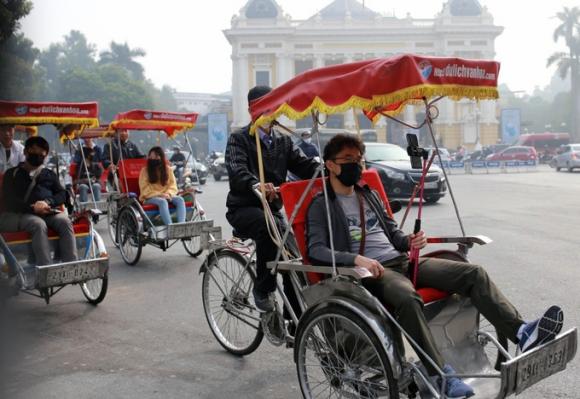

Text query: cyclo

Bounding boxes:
[200,55,577,398]
[0,100,108,305]
[104,109,220,265]
[64,126,113,215]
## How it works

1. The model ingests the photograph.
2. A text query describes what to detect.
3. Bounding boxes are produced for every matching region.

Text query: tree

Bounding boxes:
[60,30,96,71]
[99,41,146,80]
[152,85,178,111]
[548,6,580,141]
[0,33,41,99]
[0,0,33,43]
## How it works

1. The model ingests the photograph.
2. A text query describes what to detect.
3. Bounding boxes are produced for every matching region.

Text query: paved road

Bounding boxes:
[1,167,579,399]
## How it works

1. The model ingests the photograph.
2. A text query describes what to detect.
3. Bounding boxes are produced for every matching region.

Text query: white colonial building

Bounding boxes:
[224,0,503,149]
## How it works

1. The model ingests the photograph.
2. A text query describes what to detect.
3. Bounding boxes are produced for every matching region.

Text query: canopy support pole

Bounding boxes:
[312,111,337,277]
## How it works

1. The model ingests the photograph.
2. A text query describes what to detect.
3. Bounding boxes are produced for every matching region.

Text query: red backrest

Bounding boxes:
[279,169,392,284]
[117,158,148,195]
[70,162,109,192]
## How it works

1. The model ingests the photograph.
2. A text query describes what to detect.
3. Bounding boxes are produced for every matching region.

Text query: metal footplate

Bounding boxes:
[498,328,577,397]
[79,200,109,212]
[151,220,215,240]
[35,257,109,288]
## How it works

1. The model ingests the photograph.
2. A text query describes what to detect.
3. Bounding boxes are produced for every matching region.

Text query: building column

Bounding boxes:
[314,54,324,69]
[233,54,250,128]
[276,53,293,86]
[343,55,356,130]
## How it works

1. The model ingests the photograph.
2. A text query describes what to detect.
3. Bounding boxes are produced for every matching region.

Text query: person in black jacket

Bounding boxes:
[225,85,320,312]
[307,134,564,398]
[0,136,77,266]
[102,129,145,188]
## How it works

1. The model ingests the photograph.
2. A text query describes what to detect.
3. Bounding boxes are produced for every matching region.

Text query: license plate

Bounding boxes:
[43,261,103,286]
[515,338,569,394]
[168,222,199,239]
[424,181,438,189]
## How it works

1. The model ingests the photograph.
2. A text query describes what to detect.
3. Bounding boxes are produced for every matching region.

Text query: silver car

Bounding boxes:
[550,144,580,172]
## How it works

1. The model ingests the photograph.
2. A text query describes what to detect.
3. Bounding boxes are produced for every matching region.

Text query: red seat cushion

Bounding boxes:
[417,288,449,303]
[142,201,194,212]
[279,169,450,304]
[1,221,90,244]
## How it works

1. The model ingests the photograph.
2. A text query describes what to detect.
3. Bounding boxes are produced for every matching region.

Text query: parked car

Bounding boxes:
[365,143,447,204]
[514,132,570,156]
[165,150,208,185]
[208,153,227,181]
[486,146,537,162]
[425,147,451,162]
[550,143,580,172]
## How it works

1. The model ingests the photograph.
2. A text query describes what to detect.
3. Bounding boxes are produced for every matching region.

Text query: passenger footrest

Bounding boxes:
[35,257,109,289]
[151,220,216,240]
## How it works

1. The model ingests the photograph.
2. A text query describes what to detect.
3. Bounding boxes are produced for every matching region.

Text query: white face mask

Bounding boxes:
[303,137,312,144]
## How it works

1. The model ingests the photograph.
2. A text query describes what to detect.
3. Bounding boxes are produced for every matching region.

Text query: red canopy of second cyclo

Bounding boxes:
[249,54,500,130]
[108,109,198,137]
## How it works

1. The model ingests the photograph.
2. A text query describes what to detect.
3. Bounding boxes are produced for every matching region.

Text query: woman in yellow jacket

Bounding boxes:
[139,146,186,225]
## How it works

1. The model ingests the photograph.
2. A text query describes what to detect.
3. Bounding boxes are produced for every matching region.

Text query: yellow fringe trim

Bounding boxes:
[110,119,195,132]
[0,116,99,128]
[250,84,498,134]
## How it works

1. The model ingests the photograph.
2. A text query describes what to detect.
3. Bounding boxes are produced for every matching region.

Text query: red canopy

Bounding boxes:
[249,54,500,130]
[108,109,198,137]
[60,126,113,141]
[0,100,99,127]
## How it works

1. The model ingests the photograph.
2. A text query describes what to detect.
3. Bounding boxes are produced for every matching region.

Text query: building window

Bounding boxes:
[241,43,259,49]
[447,40,464,46]
[255,70,271,86]
[296,117,313,129]
[470,40,487,46]
[327,114,344,129]
[265,43,282,48]
[295,59,313,76]
[295,44,313,49]
[324,58,343,67]
[357,114,372,130]
[416,42,434,48]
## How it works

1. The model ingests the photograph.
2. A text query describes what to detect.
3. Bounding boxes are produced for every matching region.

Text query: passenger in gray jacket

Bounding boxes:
[306,134,564,398]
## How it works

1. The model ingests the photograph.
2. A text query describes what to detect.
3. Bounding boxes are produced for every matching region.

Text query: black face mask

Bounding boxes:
[337,162,362,187]
[26,153,45,167]
[148,159,162,168]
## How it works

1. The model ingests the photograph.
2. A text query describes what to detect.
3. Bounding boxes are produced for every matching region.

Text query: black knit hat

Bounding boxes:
[247,85,272,104]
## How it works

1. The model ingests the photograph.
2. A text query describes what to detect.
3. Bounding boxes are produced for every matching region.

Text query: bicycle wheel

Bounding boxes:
[80,234,108,305]
[296,304,399,399]
[202,249,263,356]
[106,197,119,247]
[117,208,142,266]
[477,314,508,371]
[182,205,204,258]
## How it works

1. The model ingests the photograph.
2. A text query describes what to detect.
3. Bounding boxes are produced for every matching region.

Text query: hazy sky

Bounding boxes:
[21,0,578,94]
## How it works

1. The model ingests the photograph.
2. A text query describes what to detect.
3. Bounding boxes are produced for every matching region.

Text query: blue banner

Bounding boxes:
[449,161,464,168]
[486,161,500,168]
[472,161,486,168]
[208,113,229,154]
[500,109,521,144]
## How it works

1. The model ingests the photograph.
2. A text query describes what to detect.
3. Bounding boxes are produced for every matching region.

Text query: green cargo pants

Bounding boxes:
[362,255,524,375]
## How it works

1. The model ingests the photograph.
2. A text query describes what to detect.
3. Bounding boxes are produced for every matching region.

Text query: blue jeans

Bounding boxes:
[79,183,101,202]
[145,196,186,225]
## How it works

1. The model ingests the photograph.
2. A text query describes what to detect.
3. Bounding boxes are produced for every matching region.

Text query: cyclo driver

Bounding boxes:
[225,85,320,314]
